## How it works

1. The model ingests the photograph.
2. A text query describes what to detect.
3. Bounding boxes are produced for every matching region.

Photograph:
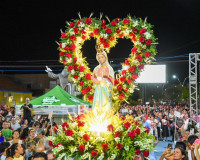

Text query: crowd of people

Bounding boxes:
[1,97,200,160]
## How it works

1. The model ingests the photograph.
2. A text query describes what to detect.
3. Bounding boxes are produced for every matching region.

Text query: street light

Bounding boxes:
[172,75,181,85]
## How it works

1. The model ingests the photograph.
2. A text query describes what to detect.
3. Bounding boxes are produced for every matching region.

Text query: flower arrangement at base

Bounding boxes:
[48,106,155,160]
[57,13,158,111]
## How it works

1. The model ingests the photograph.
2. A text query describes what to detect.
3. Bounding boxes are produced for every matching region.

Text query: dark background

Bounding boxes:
[1,0,200,83]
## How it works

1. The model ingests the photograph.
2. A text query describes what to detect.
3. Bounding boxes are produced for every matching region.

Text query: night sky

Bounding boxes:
[1,0,200,83]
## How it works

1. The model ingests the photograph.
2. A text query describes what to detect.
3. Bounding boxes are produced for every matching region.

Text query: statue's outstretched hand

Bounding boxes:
[45,66,52,72]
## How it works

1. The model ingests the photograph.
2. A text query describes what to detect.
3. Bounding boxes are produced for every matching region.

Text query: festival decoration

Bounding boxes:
[57,13,158,110]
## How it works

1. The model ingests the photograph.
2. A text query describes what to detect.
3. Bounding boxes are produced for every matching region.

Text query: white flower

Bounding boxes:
[110,154,116,160]
[57,153,66,160]
[81,152,90,159]
[94,23,99,27]
[124,145,129,151]
[79,72,84,77]
[114,137,120,143]
[66,136,74,141]
[129,88,134,93]
[69,28,75,35]
[97,153,104,160]
[70,69,75,75]
[133,20,139,27]
[61,43,67,48]
[70,122,78,129]
[94,136,104,142]
[144,32,152,39]
[66,58,72,63]
[122,84,127,89]
[103,33,108,38]
[78,22,85,28]
[115,126,123,132]
[70,146,77,154]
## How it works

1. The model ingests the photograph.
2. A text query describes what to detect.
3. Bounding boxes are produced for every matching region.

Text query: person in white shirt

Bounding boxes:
[11,117,21,131]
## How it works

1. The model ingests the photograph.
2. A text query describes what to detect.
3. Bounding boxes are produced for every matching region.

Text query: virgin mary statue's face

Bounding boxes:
[98,54,106,64]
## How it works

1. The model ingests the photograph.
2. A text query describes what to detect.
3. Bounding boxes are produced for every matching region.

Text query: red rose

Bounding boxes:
[133,28,138,33]
[77,20,83,25]
[69,22,75,28]
[116,28,121,34]
[77,114,85,121]
[124,88,128,92]
[93,29,99,35]
[53,125,58,133]
[74,65,78,70]
[111,20,117,26]
[73,57,77,63]
[115,18,119,23]
[125,59,130,65]
[107,124,114,132]
[105,28,112,34]
[70,35,76,41]
[49,141,53,146]
[102,143,108,150]
[144,127,150,133]
[132,74,138,80]
[135,128,141,135]
[139,28,146,34]
[86,18,92,25]
[114,131,121,137]
[78,121,85,127]
[145,51,151,57]
[79,81,84,86]
[146,40,152,46]
[64,46,70,51]
[70,44,76,51]
[63,58,66,64]
[128,66,136,72]
[136,54,143,62]
[124,122,131,129]
[88,95,93,101]
[123,18,130,25]
[66,53,72,58]
[85,73,91,80]
[86,86,91,92]
[79,145,85,152]
[100,37,106,43]
[68,65,73,71]
[119,94,125,99]
[62,122,69,131]
[143,151,149,157]
[120,76,126,82]
[101,19,106,25]
[139,36,145,43]
[79,66,85,72]
[91,150,98,157]
[83,134,90,142]
[74,28,78,34]
[82,35,86,40]
[131,47,137,54]
[61,32,67,38]
[82,88,87,95]
[90,33,94,37]
[128,130,135,140]
[122,70,126,76]
[101,24,107,29]
[132,35,137,41]
[73,75,78,79]
[109,36,115,41]
[55,143,63,147]
[116,143,123,150]
[135,149,141,155]
[119,33,124,38]
[103,42,110,48]
[138,64,144,69]
[114,79,119,85]
[117,84,123,91]
[59,52,65,56]
[127,79,132,84]
[66,129,73,136]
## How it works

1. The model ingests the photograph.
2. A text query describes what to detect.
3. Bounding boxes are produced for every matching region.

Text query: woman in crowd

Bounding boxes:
[9,130,23,145]
[7,143,24,160]
[162,115,169,141]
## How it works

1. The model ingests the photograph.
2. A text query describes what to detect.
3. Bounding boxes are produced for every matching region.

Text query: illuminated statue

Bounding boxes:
[92,45,114,109]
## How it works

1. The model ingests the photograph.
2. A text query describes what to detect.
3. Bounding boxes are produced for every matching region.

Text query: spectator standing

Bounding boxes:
[162,115,169,141]
[20,98,33,125]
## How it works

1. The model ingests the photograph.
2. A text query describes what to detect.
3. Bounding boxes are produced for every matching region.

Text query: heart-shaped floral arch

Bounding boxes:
[58,15,157,110]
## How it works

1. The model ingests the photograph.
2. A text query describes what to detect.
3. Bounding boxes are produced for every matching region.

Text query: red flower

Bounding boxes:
[82,35,86,40]
[139,36,145,43]
[66,53,72,58]
[138,64,144,69]
[102,143,109,150]
[66,129,73,136]
[79,81,84,86]
[117,84,123,91]
[64,46,70,51]
[53,125,58,133]
[101,25,107,29]
[109,36,115,41]
[83,134,90,142]
[79,66,85,72]
[61,32,67,38]
[88,95,93,101]
[73,57,77,63]
[127,79,132,84]
[59,52,65,56]
[120,76,126,82]
[146,40,152,46]
[114,131,121,137]
[90,33,94,37]
[131,47,137,54]
[123,18,130,25]
[77,114,85,121]
[128,66,136,72]
[135,128,141,135]
[70,35,76,41]
[101,19,106,25]
[119,33,124,38]
[82,88,87,95]
[79,145,85,152]
[133,28,138,33]
[135,149,141,155]
[125,59,130,65]
[144,127,150,133]
[116,143,123,150]
[124,122,131,129]
[103,42,110,48]
[124,88,128,92]
[86,18,92,25]
[114,79,119,85]
[78,121,85,127]
[107,124,114,132]
[69,22,75,28]
[128,130,135,140]
[145,51,151,57]
[132,74,138,80]
[77,20,84,25]
[62,122,69,131]
[136,54,143,62]
[139,28,146,34]
[116,28,121,34]
[122,70,126,76]
[111,20,117,26]
[74,65,78,70]
[55,143,63,147]
[70,44,76,51]
[143,151,149,157]
[105,28,112,34]
[86,86,91,92]
[115,18,119,23]
[100,37,106,43]
[85,73,91,80]
[91,150,98,157]
[119,94,125,99]
[73,75,78,79]
[49,141,53,146]
[74,28,78,34]
[93,29,99,35]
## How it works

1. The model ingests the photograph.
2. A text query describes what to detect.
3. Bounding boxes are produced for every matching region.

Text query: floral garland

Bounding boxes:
[49,114,155,160]
[58,15,157,109]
